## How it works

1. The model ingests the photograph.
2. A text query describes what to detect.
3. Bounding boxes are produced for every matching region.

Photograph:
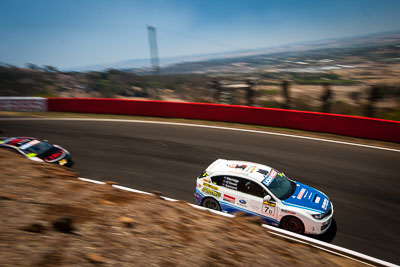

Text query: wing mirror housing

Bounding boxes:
[264,195,272,202]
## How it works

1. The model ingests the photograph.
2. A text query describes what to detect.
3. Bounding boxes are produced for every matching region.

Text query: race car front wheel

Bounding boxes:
[202,198,221,211]
[281,216,304,234]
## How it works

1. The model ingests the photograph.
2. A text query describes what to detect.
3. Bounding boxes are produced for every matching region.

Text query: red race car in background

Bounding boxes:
[0,137,73,167]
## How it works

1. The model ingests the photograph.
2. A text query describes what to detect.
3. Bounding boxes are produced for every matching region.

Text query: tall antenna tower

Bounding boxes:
[147,26,160,74]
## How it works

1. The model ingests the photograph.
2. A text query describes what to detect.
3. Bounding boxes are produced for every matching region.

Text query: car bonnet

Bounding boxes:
[37,147,67,162]
[281,182,331,214]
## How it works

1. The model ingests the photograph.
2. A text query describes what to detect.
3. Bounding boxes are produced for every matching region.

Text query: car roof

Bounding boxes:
[205,159,274,183]
[2,137,37,147]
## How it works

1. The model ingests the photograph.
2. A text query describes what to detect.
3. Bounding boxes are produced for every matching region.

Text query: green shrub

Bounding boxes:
[260,89,279,95]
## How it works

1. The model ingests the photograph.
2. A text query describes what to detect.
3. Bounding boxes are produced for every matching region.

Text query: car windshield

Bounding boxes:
[21,141,53,155]
[264,172,296,200]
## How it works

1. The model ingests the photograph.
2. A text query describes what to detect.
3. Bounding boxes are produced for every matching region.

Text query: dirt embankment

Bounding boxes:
[0,150,363,266]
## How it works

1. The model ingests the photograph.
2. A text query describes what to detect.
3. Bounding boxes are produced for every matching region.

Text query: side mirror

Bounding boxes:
[263,195,271,202]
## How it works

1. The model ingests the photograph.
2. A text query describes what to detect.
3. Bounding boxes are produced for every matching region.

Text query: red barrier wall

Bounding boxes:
[48,98,400,143]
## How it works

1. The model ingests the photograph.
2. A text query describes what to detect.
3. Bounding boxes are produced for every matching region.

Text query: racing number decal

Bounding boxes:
[262,204,275,216]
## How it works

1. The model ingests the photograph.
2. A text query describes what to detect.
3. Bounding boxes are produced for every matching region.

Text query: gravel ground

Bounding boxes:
[0,150,365,266]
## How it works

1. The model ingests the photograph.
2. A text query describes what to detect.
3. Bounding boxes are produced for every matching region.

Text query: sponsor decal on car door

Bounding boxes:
[241,194,276,219]
[236,197,251,209]
[226,190,261,215]
[238,194,277,221]
[220,185,252,213]
[223,194,235,204]
[261,202,276,217]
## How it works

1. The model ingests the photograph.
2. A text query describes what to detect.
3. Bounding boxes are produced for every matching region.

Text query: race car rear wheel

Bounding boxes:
[281,216,304,234]
[202,198,221,211]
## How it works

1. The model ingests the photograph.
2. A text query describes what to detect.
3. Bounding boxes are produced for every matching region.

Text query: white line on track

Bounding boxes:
[1,117,399,153]
[78,177,106,184]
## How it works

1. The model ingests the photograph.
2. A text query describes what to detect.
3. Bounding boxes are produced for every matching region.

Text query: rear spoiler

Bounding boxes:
[198,159,226,178]
[206,158,227,173]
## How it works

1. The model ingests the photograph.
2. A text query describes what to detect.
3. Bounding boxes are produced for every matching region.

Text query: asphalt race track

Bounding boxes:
[1,118,399,264]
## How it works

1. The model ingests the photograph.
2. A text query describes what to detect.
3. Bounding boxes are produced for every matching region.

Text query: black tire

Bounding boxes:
[65,160,74,167]
[281,216,304,234]
[202,198,221,211]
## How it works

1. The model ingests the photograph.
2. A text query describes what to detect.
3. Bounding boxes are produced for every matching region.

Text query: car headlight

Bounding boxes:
[312,213,324,220]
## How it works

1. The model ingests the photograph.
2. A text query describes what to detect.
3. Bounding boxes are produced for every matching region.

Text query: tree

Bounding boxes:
[44,65,58,73]
[26,63,40,71]
[365,85,384,118]
[320,83,333,113]
[281,80,291,109]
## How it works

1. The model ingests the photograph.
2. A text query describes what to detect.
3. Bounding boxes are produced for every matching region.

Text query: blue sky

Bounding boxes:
[1,0,400,69]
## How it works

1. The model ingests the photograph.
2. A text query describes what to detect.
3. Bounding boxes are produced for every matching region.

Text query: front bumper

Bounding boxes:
[305,203,334,235]
[62,159,74,167]
[51,155,73,167]
[194,188,203,204]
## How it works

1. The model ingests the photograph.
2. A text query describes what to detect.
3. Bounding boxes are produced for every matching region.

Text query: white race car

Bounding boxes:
[194,159,333,235]
[0,137,73,167]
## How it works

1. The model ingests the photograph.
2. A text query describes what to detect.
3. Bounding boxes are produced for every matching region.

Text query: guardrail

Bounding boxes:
[47,97,400,143]
[0,97,398,143]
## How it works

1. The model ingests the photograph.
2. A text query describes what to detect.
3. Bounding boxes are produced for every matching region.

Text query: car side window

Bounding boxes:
[211,175,224,186]
[240,179,266,198]
[211,175,241,191]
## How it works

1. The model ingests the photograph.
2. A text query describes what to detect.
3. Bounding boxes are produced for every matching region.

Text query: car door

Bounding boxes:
[239,179,278,223]
[260,193,278,223]
[210,175,252,213]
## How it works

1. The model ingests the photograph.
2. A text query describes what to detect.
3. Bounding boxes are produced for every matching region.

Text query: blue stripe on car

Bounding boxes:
[195,187,280,225]
[219,201,280,225]
[281,201,324,213]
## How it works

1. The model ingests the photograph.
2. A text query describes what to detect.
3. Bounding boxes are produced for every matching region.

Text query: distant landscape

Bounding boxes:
[1,31,400,120]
